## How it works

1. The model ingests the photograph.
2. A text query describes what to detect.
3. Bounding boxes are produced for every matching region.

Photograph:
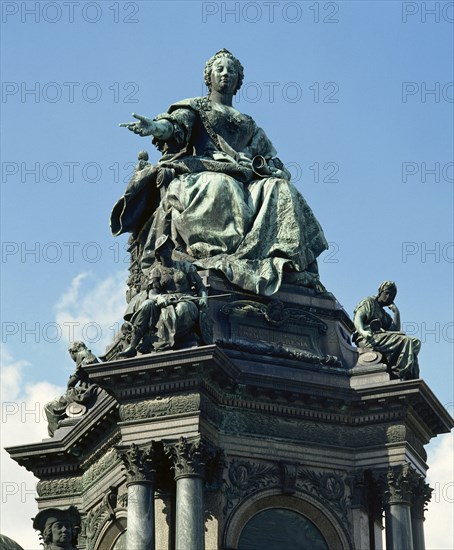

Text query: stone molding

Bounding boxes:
[119,393,201,422]
[37,476,82,498]
[221,299,328,332]
[83,447,120,492]
[36,445,121,499]
[82,487,125,550]
[80,430,121,470]
[223,458,349,527]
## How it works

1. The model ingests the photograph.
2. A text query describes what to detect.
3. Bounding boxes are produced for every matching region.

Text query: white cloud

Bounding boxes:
[425,432,454,550]
[0,347,29,403]
[1,345,63,548]
[54,270,127,355]
[0,272,127,547]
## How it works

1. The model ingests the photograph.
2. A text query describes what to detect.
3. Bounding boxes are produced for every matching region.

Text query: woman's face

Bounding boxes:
[210,57,238,95]
[378,288,396,306]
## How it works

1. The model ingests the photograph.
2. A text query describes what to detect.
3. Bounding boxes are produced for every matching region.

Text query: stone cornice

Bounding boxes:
[85,346,453,435]
[7,348,452,476]
[5,392,119,476]
[82,347,452,439]
[354,379,454,436]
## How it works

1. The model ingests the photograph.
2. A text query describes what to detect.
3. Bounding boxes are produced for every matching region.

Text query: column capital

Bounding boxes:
[411,477,433,520]
[164,436,219,481]
[118,441,163,485]
[385,463,420,505]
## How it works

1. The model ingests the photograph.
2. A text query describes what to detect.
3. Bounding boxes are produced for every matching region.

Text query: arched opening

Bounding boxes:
[94,513,127,550]
[224,492,351,550]
[110,529,127,550]
[237,508,329,550]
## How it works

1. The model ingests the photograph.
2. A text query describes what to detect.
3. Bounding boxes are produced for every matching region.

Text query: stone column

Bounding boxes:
[348,470,371,550]
[384,464,414,550]
[118,442,162,550]
[164,437,216,550]
[348,469,385,550]
[410,478,432,550]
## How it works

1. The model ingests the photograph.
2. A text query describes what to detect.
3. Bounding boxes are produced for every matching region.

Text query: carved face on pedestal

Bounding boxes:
[41,519,74,549]
[34,506,79,550]
[50,520,72,547]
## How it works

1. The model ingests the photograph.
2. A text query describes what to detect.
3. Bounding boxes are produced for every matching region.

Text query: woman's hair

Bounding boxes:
[204,48,244,95]
[377,280,397,295]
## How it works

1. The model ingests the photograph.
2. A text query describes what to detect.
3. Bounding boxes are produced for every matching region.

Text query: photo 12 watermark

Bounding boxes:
[1,481,37,504]
[2,81,139,104]
[2,160,136,184]
[401,2,454,23]
[401,242,453,263]
[321,242,340,264]
[201,1,340,24]
[202,80,340,104]
[1,241,130,264]
[1,1,140,24]
[400,321,454,344]
[401,82,453,103]
[401,162,453,183]
[1,320,125,344]
[1,160,340,185]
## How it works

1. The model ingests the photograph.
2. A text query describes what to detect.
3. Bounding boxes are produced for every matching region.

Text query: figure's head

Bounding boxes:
[44,520,72,547]
[377,281,397,306]
[154,235,175,261]
[68,341,86,361]
[33,507,80,549]
[204,49,244,95]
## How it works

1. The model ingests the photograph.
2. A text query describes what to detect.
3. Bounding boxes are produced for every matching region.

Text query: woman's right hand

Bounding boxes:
[119,113,156,136]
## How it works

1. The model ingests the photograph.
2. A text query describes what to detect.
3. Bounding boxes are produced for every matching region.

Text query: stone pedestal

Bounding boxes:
[5,278,453,550]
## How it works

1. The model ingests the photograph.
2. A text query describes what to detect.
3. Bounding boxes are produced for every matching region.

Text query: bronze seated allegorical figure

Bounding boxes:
[353,281,421,380]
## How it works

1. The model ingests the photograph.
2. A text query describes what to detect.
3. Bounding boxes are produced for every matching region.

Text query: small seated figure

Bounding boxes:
[118,235,209,358]
[44,342,99,436]
[33,506,80,550]
[353,281,421,380]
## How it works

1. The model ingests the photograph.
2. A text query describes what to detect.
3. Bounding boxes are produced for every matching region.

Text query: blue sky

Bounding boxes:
[1,1,453,547]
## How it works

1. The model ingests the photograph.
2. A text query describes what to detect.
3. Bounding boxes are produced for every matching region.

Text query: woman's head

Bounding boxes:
[204,49,244,95]
[377,280,397,305]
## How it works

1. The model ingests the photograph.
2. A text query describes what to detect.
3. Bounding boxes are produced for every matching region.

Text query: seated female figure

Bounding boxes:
[111,49,328,296]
